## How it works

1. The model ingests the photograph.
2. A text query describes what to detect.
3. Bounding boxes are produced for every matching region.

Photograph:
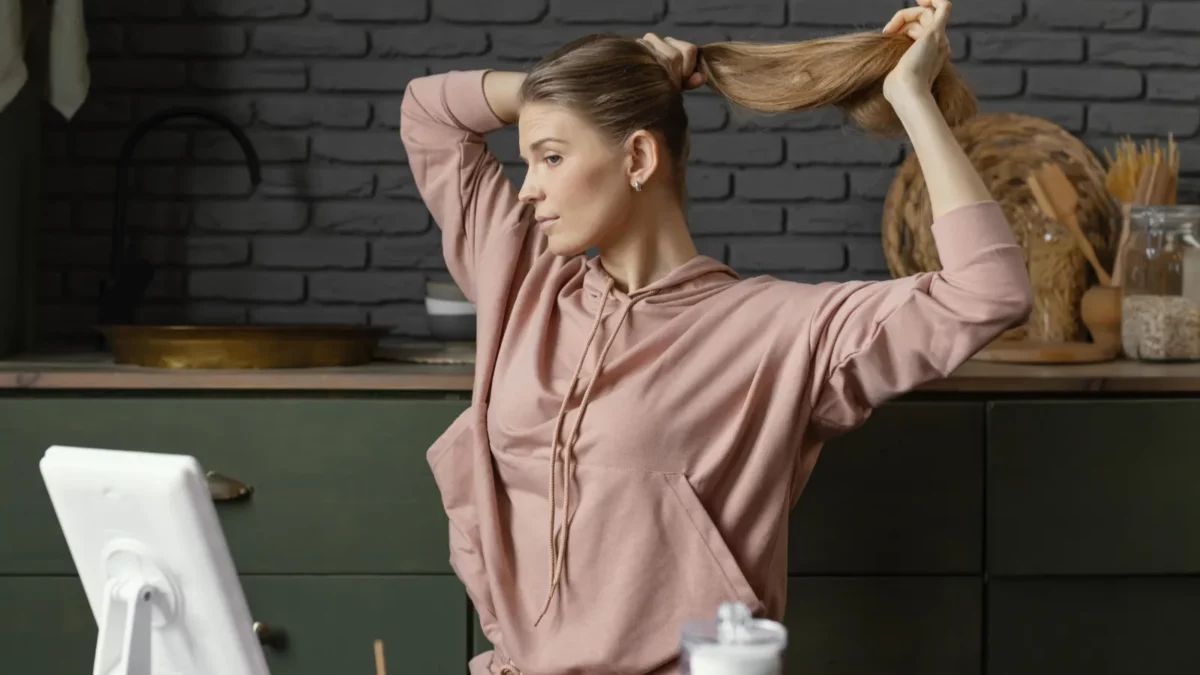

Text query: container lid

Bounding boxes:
[680,602,788,651]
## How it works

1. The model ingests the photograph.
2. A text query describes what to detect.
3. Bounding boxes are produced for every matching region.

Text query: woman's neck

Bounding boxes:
[596,193,697,294]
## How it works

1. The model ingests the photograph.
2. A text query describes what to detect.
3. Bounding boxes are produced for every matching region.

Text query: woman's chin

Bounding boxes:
[544,231,588,257]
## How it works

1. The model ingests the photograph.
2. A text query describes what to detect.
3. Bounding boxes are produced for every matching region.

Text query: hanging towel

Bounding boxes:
[0,0,89,119]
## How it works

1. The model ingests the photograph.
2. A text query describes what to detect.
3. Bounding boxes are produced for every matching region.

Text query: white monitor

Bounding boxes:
[39,445,272,675]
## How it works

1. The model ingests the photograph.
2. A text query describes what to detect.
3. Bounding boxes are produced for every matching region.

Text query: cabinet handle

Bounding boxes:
[253,620,288,650]
[206,471,253,502]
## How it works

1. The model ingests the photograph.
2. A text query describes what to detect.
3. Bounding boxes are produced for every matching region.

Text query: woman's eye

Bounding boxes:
[545,154,562,166]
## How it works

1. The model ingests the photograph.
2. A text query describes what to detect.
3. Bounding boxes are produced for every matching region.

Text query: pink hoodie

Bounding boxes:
[400,70,1032,675]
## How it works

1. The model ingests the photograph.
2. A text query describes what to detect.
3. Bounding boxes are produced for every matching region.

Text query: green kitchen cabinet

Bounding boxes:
[0,575,468,675]
[987,577,1200,675]
[987,400,1200,575]
[0,397,470,575]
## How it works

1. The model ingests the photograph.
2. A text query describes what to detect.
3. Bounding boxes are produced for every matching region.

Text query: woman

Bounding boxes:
[400,1,1032,673]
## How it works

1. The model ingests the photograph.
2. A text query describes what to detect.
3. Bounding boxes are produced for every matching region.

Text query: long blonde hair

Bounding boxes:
[519,32,976,194]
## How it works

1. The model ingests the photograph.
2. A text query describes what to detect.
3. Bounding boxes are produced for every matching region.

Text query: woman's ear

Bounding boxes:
[625,130,660,188]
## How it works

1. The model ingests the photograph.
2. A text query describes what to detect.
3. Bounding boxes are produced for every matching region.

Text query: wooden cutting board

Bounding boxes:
[972,339,1121,364]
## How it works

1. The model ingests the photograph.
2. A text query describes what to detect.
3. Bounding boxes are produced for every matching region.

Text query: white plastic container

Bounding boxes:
[681,602,787,675]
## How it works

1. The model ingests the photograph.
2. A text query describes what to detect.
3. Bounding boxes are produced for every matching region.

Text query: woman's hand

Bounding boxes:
[638,33,707,90]
[881,0,952,102]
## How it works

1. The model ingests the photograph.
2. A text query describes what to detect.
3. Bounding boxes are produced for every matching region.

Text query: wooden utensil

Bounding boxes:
[1028,163,1113,287]
[375,639,386,675]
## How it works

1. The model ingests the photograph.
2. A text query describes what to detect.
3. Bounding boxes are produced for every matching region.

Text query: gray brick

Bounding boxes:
[1027,67,1142,100]
[194,201,310,233]
[194,131,309,162]
[252,305,369,326]
[75,95,133,125]
[1177,142,1200,174]
[669,0,784,25]
[257,96,371,129]
[695,240,726,263]
[253,26,368,56]
[729,238,846,272]
[786,203,883,235]
[373,98,404,130]
[1088,104,1200,137]
[136,97,254,126]
[788,0,902,26]
[142,168,259,197]
[950,32,967,62]
[436,0,546,23]
[78,201,191,232]
[787,131,903,165]
[1027,0,1143,30]
[484,128,520,164]
[372,28,490,57]
[192,62,307,91]
[88,25,125,56]
[44,167,115,196]
[978,100,1086,133]
[949,0,1023,26]
[689,133,784,166]
[686,168,733,200]
[260,168,376,198]
[312,62,426,92]
[551,0,663,23]
[379,169,422,199]
[313,132,408,164]
[957,65,1023,98]
[1147,73,1200,103]
[1090,36,1200,68]
[314,202,431,234]
[370,304,430,336]
[736,168,845,201]
[131,26,247,56]
[723,26,828,42]
[73,130,188,161]
[190,270,304,301]
[1148,3,1200,33]
[90,61,187,90]
[40,235,110,265]
[190,0,308,18]
[687,205,783,234]
[732,107,843,131]
[141,236,251,266]
[492,26,725,60]
[37,304,109,337]
[970,32,1083,63]
[847,238,889,273]
[139,303,249,325]
[849,168,895,200]
[315,0,429,21]
[371,237,445,269]
[310,271,425,302]
[92,0,183,17]
[684,97,728,132]
[254,237,368,268]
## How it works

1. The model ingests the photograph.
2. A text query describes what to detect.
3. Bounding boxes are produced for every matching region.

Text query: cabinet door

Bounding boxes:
[0,397,469,575]
[0,575,469,675]
[790,402,985,574]
[988,578,1200,675]
[988,400,1200,575]
[783,576,981,675]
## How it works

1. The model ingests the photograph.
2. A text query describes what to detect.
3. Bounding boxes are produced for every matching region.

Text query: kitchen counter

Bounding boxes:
[3,351,1200,393]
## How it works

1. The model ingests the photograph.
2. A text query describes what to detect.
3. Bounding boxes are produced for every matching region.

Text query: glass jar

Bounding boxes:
[1119,205,1200,361]
[1024,219,1087,343]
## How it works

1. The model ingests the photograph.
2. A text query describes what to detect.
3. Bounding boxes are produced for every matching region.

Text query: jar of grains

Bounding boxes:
[1119,205,1200,361]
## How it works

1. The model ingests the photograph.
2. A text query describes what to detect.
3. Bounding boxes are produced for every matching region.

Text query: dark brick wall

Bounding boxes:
[36,0,1200,341]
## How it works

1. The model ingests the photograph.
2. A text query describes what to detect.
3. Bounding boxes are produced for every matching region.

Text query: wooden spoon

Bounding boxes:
[1028,163,1112,287]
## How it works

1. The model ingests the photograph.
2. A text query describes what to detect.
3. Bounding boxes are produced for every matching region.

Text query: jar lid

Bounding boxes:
[680,601,788,650]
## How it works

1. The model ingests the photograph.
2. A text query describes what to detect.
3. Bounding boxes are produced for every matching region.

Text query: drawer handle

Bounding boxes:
[206,471,253,502]
[253,620,288,650]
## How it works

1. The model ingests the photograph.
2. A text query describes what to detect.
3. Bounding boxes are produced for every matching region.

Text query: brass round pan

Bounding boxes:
[99,325,390,369]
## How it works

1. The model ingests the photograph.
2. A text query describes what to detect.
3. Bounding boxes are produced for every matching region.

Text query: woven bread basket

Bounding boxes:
[882,113,1119,342]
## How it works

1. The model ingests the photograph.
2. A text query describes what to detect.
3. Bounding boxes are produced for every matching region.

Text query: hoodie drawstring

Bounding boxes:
[533,276,647,626]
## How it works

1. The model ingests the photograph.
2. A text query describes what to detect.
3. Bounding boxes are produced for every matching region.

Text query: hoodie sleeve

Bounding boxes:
[804,200,1033,438]
[399,70,531,304]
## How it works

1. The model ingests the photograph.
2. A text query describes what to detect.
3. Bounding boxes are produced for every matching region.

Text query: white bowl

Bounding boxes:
[425,296,476,316]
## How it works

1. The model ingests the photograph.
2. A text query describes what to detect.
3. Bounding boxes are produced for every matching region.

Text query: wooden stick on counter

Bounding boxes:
[375,639,387,675]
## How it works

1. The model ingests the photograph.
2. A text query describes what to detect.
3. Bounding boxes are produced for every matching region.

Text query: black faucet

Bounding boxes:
[98,107,261,327]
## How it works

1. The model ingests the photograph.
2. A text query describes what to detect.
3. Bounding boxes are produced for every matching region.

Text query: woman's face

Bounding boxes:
[517,102,637,256]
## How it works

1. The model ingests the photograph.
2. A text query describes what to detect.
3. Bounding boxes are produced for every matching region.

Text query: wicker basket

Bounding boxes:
[882,113,1119,342]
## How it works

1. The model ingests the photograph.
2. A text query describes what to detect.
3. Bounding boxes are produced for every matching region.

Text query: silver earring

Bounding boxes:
[633,180,642,192]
